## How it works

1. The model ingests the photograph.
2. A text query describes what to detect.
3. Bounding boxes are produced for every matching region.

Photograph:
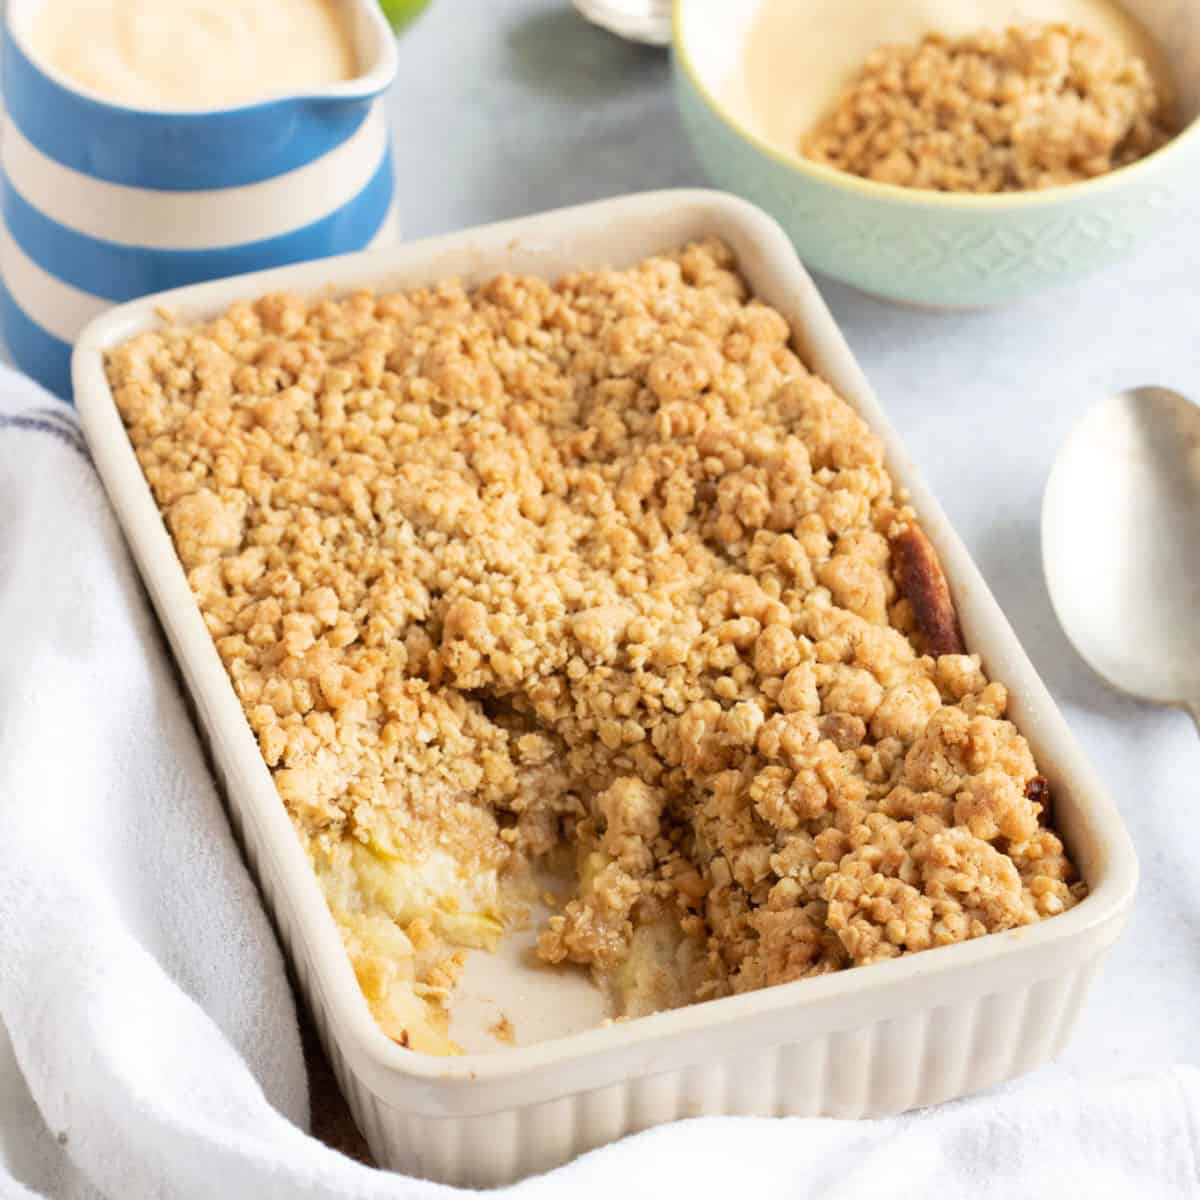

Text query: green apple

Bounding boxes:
[378,0,432,33]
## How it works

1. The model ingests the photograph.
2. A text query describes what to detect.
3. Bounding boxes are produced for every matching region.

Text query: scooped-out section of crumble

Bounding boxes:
[108,240,1085,1053]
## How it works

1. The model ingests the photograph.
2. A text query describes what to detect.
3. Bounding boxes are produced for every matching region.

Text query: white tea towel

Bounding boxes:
[0,368,1196,1200]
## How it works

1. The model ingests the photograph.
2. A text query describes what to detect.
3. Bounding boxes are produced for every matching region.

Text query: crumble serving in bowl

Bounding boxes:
[801,23,1174,193]
[106,240,1084,1055]
[674,0,1200,307]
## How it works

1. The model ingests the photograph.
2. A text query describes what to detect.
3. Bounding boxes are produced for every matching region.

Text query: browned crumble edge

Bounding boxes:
[802,23,1174,193]
[106,239,1086,1053]
[890,523,965,659]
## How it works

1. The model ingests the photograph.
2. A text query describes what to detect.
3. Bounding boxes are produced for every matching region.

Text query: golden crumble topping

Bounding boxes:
[802,24,1173,192]
[107,240,1084,1052]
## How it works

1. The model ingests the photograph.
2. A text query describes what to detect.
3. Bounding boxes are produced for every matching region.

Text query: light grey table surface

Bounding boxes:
[390,0,1200,1086]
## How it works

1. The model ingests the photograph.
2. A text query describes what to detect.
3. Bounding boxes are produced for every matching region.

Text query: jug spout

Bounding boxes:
[309,0,400,106]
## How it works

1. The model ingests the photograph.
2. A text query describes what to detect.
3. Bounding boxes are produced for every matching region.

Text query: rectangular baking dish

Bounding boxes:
[73,190,1138,1188]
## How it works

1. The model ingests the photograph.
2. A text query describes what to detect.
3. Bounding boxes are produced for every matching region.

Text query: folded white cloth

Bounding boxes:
[0,368,1196,1200]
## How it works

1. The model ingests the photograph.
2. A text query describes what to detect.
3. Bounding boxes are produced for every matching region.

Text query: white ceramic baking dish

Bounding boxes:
[73,190,1138,1188]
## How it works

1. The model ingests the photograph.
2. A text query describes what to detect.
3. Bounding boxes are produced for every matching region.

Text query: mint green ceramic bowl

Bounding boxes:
[674,0,1200,307]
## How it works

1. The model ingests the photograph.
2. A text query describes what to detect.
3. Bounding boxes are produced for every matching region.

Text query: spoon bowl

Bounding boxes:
[1042,386,1200,728]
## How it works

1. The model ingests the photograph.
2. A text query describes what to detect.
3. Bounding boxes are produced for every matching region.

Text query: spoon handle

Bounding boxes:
[1187,701,1200,739]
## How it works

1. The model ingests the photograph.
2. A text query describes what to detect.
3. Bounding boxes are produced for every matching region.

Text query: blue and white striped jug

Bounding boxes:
[0,0,399,398]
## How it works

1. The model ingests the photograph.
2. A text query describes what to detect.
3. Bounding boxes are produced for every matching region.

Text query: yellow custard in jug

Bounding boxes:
[30,0,358,110]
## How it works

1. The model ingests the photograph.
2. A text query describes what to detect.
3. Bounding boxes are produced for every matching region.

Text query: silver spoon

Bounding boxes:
[572,0,672,45]
[1042,385,1200,735]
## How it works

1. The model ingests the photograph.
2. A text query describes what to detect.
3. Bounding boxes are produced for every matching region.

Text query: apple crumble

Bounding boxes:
[107,241,1084,1053]
[802,23,1173,192]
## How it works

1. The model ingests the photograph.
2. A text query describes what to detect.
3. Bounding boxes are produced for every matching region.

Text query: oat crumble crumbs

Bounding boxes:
[802,23,1173,192]
[489,1015,516,1044]
[108,240,1085,1053]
